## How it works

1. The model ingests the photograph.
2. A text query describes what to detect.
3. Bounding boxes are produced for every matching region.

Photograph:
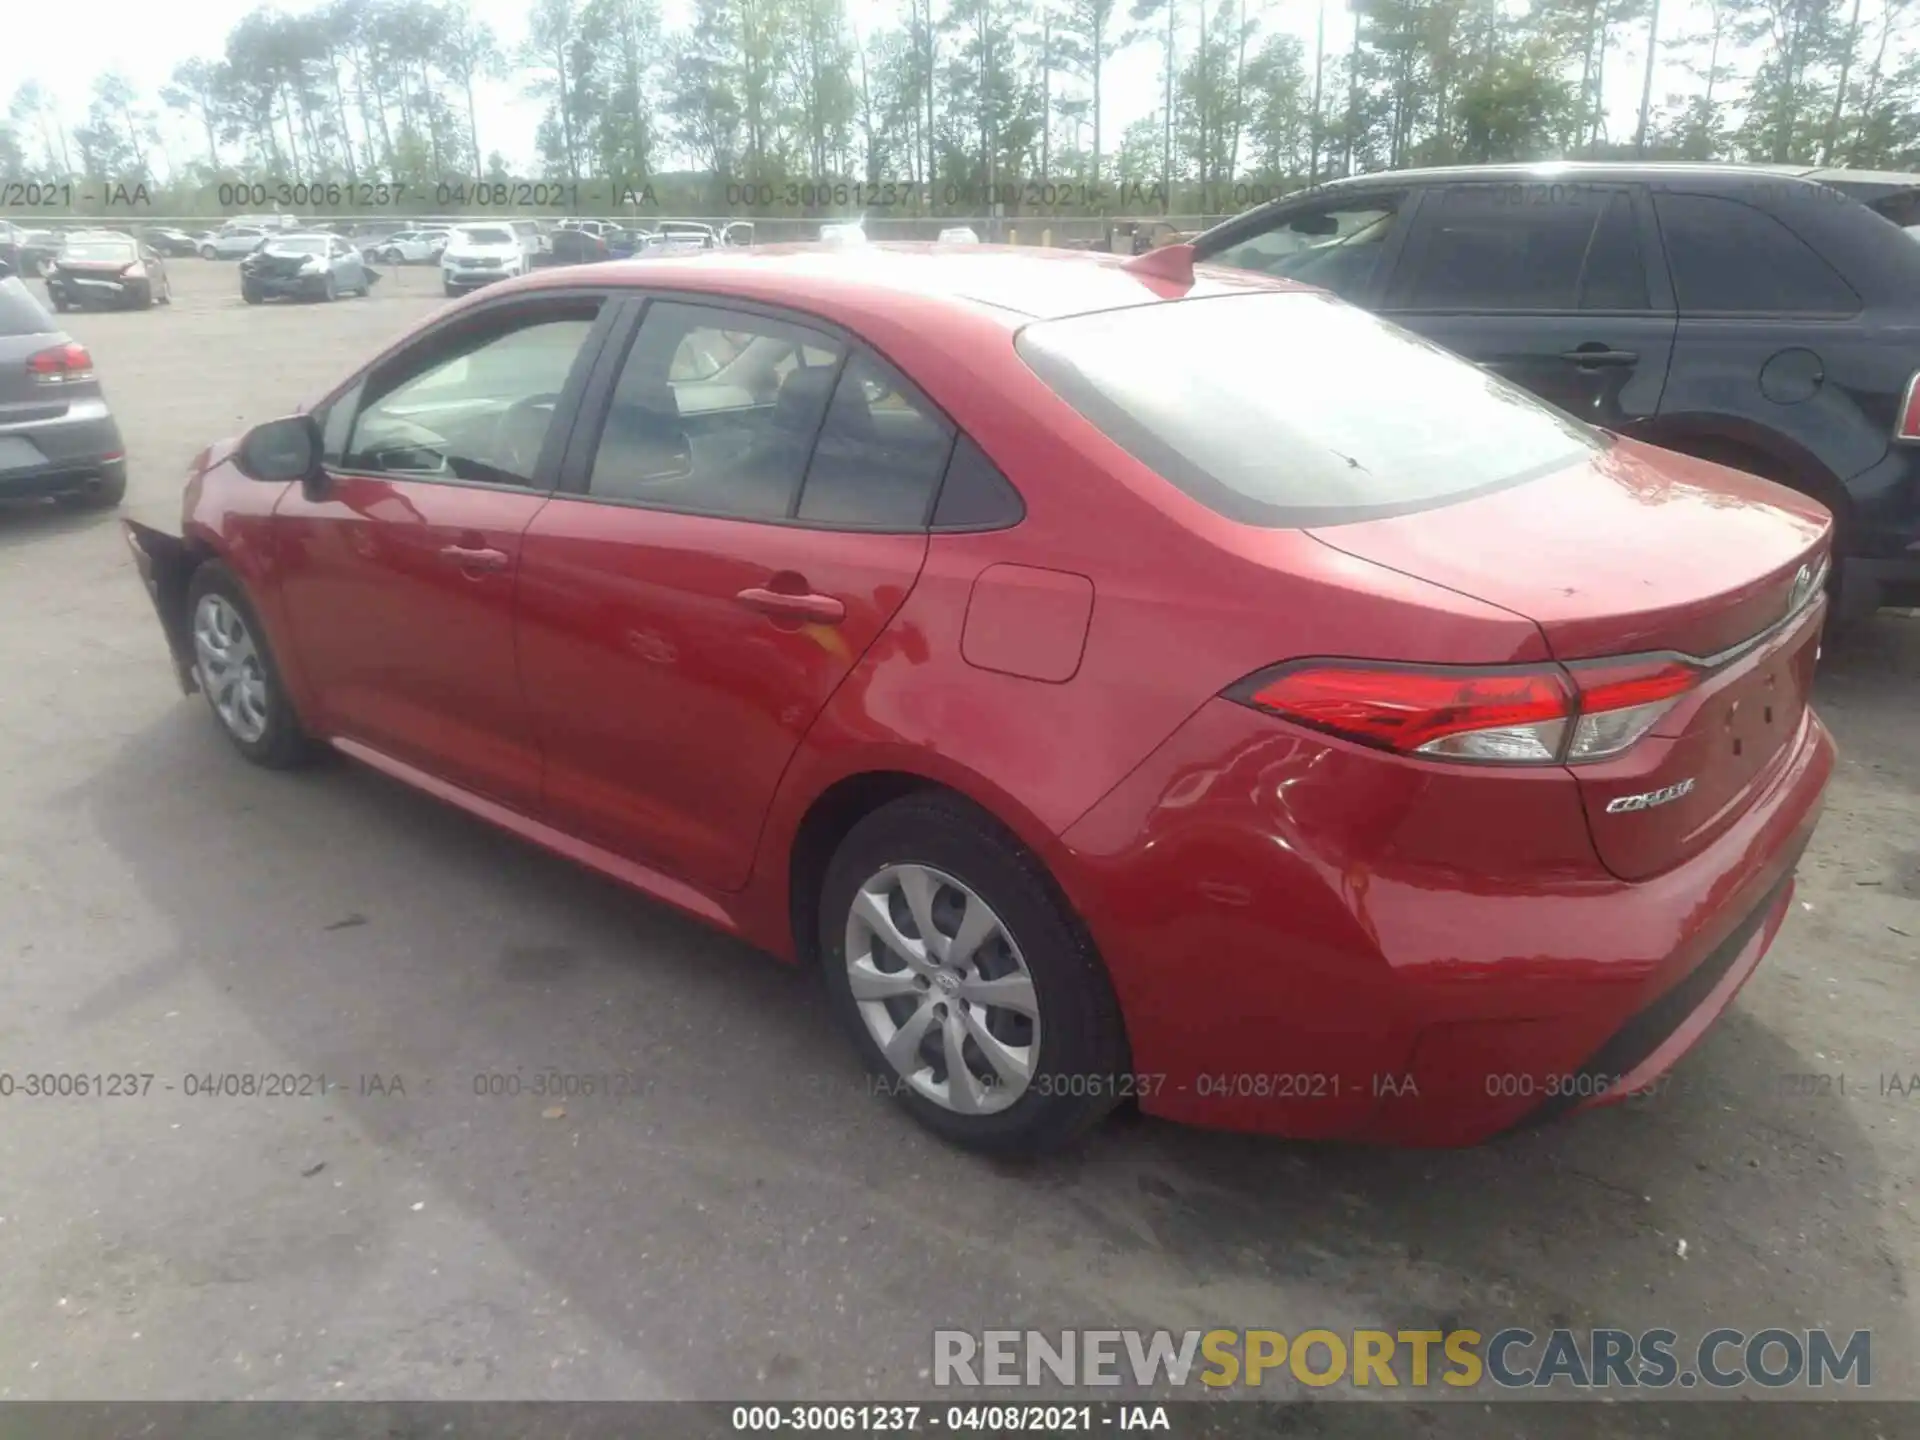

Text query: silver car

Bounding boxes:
[239,233,376,304]
[200,226,274,260]
[0,276,126,509]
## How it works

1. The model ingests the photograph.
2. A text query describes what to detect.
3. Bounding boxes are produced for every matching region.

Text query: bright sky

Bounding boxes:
[1,0,1695,178]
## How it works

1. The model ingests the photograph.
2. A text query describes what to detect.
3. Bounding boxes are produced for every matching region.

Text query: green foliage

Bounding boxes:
[5,0,1919,221]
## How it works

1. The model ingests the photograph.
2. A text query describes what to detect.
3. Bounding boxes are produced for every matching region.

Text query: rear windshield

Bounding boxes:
[265,237,329,256]
[0,277,56,336]
[62,239,136,262]
[458,227,515,245]
[1016,289,1604,527]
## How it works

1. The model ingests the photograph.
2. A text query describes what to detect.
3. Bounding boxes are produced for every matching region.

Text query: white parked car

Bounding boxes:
[440,224,527,295]
[200,226,273,260]
[373,229,451,263]
[936,226,982,244]
[819,221,868,245]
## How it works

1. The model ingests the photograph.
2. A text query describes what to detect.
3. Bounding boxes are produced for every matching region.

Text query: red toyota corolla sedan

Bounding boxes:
[123,243,1835,1155]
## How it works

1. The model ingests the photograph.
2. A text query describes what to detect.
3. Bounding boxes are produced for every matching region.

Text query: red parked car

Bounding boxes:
[123,244,1835,1155]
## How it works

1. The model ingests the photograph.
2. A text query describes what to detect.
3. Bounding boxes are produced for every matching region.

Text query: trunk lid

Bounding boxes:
[1307,438,1832,880]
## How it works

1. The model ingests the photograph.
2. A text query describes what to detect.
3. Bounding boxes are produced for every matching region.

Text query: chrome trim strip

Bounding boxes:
[1676,555,1829,671]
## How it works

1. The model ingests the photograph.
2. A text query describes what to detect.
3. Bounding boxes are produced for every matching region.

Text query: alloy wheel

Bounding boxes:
[192,593,270,744]
[844,863,1040,1115]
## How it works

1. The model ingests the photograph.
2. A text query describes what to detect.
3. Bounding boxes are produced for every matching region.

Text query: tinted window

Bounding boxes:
[587,301,845,518]
[343,306,600,487]
[932,436,1025,530]
[797,352,957,528]
[1581,193,1649,309]
[1654,192,1860,314]
[1403,186,1612,311]
[0,277,56,336]
[458,227,516,246]
[62,239,138,263]
[1017,290,1603,527]
[1207,195,1406,301]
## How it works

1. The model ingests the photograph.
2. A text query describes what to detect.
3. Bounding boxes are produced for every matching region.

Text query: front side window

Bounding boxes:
[1206,195,1407,301]
[340,303,601,487]
[1018,290,1603,528]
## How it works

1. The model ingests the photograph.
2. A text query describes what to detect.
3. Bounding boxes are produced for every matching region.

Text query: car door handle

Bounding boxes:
[735,586,846,624]
[1558,346,1639,367]
[439,544,510,571]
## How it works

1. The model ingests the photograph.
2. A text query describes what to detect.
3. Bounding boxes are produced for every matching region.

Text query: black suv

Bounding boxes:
[1191,163,1920,621]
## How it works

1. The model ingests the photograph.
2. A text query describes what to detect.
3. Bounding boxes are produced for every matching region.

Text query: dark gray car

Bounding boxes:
[0,276,127,509]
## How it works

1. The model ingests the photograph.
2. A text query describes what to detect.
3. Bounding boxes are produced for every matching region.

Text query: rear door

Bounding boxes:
[515,296,947,892]
[1378,182,1676,429]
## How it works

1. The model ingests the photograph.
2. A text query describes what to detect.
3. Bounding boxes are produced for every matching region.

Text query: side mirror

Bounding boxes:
[235,415,323,485]
[1288,213,1341,237]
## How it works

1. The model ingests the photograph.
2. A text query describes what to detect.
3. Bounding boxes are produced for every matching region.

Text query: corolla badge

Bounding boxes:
[1606,778,1696,814]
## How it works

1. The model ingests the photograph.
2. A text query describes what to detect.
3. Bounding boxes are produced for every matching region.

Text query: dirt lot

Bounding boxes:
[0,258,1916,1434]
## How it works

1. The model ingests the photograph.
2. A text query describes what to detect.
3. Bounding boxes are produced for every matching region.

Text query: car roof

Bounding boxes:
[1299,160,1879,191]
[512,242,1295,322]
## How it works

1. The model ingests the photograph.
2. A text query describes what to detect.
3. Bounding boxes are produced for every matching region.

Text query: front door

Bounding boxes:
[517,297,954,891]
[272,292,615,809]
[1377,183,1677,430]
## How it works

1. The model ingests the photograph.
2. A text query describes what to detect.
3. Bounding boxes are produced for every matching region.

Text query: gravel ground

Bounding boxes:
[0,258,1915,1437]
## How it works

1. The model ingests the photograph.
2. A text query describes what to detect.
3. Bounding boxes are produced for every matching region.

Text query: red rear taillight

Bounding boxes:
[1896,372,1920,442]
[1231,657,1703,766]
[26,342,94,384]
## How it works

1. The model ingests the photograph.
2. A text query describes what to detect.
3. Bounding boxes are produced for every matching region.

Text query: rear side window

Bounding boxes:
[796,352,957,528]
[1017,290,1604,528]
[0,277,56,335]
[1654,193,1861,315]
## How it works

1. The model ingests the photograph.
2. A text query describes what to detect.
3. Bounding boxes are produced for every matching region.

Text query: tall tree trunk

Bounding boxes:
[1573,0,1598,150]
[1823,0,1863,163]
[1634,0,1662,154]
[1849,0,1897,162]
[1091,11,1103,183]
[330,57,359,177]
[1161,0,1174,209]
[1041,8,1051,176]
[1229,0,1247,183]
[1345,15,1360,173]
[1309,0,1326,183]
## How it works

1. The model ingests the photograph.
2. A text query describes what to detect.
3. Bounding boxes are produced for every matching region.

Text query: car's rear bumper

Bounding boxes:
[244,273,329,298]
[0,452,126,502]
[1057,695,1834,1146]
[443,269,515,289]
[48,275,143,307]
[1840,445,1920,614]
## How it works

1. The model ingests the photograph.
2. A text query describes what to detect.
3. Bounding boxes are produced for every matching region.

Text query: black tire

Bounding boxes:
[443,282,460,298]
[184,562,320,770]
[138,281,155,309]
[818,793,1129,1157]
[242,284,262,305]
[50,290,69,313]
[199,244,217,260]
